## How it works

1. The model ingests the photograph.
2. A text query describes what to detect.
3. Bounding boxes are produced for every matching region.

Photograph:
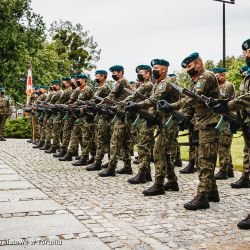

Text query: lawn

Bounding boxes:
[178,131,244,171]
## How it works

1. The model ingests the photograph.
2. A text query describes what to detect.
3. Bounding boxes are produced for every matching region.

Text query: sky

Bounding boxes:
[31,0,250,81]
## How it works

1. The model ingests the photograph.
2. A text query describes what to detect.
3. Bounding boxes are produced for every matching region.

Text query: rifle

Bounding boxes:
[169,82,242,134]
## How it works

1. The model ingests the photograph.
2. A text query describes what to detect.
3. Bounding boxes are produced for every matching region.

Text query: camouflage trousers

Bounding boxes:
[67,121,83,154]
[130,126,138,152]
[218,125,233,173]
[189,127,199,168]
[243,122,250,174]
[45,116,53,144]
[170,129,180,162]
[40,115,49,143]
[94,117,111,164]
[52,119,63,147]
[80,121,95,159]
[0,114,7,137]
[61,118,75,150]
[154,126,177,184]
[197,126,219,197]
[108,121,131,169]
[137,121,154,173]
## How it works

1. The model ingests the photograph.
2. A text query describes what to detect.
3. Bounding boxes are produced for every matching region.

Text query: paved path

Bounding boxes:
[0,139,249,250]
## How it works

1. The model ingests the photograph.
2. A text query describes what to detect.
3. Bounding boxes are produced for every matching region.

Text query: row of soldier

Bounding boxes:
[27,38,250,230]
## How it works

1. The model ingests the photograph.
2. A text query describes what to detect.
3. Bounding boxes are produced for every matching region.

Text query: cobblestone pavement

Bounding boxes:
[0,139,250,250]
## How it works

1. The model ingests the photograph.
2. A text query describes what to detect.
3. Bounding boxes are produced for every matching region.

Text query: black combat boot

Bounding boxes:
[230,173,250,189]
[45,145,58,154]
[39,142,51,150]
[116,164,133,175]
[179,160,196,174]
[72,157,88,166]
[134,155,139,160]
[215,169,228,180]
[98,167,116,177]
[184,195,210,210]
[227,169,234,178]
[86,161,102,171]
[127,171,147,184]
[58,152,73,161]
[101,162,109,169]
[164,181,179,191]
[87,155,95,165]
[133,159,140,165]
[27,139,32,143]
[33,141,44,149]
[142,183,165,196]
[237,214,250,230]
[208,190,220,202]
[174,158,182,167]
[53,148,67,158]
[146,170,152,182]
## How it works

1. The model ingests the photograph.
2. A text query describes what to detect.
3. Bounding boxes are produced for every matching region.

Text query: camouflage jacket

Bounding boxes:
[78,85,94,101]
[93,82,111,101]
[49,89,64,104]
[0,95,10,115]
[45,91,55,103]
[172,70,220,129]
[66,87,81,105]
[56,86,73,104]
[108,78,132,102]
[219,80,235,99]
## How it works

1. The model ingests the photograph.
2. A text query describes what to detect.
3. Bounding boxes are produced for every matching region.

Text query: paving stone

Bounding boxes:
[0,175,23,182]
[0,181,34,190]
[0,214,89,240]
[0,200,63,214]
[0,169,17,175]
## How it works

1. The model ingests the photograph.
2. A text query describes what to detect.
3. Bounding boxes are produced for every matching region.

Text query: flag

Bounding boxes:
[26,66,32,97]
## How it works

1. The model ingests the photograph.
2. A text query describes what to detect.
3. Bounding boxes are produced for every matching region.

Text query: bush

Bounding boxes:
[5,117,32,139]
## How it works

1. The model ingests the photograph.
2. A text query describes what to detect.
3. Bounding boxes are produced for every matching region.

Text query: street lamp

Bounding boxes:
[213,0,235,68]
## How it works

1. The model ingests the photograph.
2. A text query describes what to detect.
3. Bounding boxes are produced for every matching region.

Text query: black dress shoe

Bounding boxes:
[164,181,179,191]
[98,168,116,177]
[142,184,165,196]
[184,196,210,210]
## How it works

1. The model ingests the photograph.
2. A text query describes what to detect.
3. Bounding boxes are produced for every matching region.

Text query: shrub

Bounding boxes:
[5,117,32,139]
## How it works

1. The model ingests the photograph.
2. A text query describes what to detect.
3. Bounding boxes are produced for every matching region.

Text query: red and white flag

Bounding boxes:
[26,66,32,97]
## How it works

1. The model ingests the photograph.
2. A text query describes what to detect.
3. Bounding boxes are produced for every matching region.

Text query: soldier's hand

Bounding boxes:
[125,101,140,112]
[211,102,228,114]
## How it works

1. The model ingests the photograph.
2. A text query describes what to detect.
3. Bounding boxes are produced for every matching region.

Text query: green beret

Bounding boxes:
[33,86,40,90]
[129,81,136,84]
[136,65,152,73]
[109,65,124,72]
[39,85,48,89]
[51,80,61,85]
[181,52,199,68]
[95,70,108,75]
[151,59,169,67]
[168,73,176,77]
[76,74,88,79]
[212,68,226,74]
[62,77,71,81]
[242,39,250,51]
[71,74,77,79]
[240,65,249,74]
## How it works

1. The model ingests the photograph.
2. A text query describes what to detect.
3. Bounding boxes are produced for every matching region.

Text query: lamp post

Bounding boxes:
[213,0,235,68]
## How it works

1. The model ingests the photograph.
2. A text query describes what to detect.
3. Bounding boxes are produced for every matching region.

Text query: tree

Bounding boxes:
[49,20,101,74]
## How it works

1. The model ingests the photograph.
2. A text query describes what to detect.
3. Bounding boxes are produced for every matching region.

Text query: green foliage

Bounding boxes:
[5,117,32,138]
[49,20,101,74]
[176,71,192,88]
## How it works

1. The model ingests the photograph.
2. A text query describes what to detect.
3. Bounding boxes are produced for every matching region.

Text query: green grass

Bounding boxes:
[178,131,244,171]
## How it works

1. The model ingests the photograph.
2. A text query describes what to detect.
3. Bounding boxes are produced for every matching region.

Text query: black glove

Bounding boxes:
[126,101,140,112]
[212,101,228,114]
[158,100,173,112]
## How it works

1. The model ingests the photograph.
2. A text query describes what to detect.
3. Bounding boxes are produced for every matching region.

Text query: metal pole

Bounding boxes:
[223,2,226,68]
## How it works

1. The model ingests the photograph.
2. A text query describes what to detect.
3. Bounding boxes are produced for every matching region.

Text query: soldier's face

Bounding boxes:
[244,49,250,58]
[215,73,226,84]
[64,81,71,88]
[95,74,105,84]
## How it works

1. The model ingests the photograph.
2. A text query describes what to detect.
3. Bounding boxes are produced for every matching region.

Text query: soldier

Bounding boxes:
[0,88,10,141]
[85,70,111,171]
[164,53,220,210]
[59,74,94,162]
[212,68,235,180]
[98,65,132,177]
[127,65,154,184]
[45,77,73,154]
[54,75,81,158]
[127,59,180,195]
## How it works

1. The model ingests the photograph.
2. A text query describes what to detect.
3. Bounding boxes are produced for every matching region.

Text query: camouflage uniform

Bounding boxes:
[61,87,81,151]
[172,70,220,197]
[51,86,73,147]
[92,83,111,165]
[218,81,235,175]
[138,76,179,185]
[0,94,10,138]
[106,78,132,170]
[68,85,94,154]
